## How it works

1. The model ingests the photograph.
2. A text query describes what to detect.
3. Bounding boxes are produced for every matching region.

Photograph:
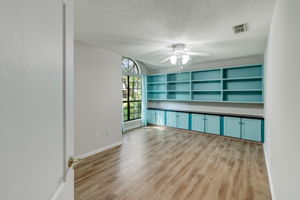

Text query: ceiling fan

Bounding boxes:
[160,43,210,66]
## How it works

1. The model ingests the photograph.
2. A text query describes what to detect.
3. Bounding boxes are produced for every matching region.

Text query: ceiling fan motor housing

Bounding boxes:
[173,43,188,56]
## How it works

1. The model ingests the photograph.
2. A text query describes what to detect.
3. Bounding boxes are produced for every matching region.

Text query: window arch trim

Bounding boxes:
[122,57,140,76]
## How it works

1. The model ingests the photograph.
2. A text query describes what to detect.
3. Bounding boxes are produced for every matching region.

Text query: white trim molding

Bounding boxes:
[50,182,66,200]
[124,119,142,132]
[263,144,276,200]
[77,141,123,159]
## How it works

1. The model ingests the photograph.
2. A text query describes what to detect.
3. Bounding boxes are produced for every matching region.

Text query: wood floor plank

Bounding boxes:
[75,126,271,200]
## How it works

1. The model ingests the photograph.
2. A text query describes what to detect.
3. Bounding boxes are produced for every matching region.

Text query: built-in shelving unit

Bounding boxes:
[147,65,263,103]
[147,74,167,100]
[222,65,263,103]
[191,69,222,101]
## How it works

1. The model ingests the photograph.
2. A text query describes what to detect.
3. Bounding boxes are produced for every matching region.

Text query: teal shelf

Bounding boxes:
[223,89,262,92]
[192,69,221,81]
[167,91,190,101]
[147,74,167,83]
[223,76,262,81]
[192,91,221,101]
[224,101,263,104]
[223,91,262,102]
[148,99,168,101]
[192,90,221,92]
[223,81,262,90]
[167,80,190,83]
[167,82,190,91]
[192,81,221,91]
[167,72,190,82]
[167,90,190,92]
[147,91,166,100]
[147,82,166,84]
[192,79,221,82]
[147,64,264,103]
[223,65,262,79]
[147,82,166,91]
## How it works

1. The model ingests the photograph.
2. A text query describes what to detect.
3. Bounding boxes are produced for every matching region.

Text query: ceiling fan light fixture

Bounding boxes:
[170,55,177,65]
[181,54,190,65]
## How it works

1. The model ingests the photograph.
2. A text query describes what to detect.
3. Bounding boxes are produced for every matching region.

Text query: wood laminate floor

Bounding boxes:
[75,126,271,200]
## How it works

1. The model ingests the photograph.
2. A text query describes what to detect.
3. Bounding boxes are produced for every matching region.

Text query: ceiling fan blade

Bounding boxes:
[188,52,210,56]
[160,57,171,63]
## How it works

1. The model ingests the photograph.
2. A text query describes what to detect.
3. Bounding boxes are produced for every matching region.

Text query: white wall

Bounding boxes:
[0,0,74,199]
[74,41,123,157]
[148,55,264,116]
[136,60,150,74]
[264,1,300,199]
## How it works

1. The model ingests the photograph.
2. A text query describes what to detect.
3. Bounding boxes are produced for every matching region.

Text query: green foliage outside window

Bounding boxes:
[122,75,142,121]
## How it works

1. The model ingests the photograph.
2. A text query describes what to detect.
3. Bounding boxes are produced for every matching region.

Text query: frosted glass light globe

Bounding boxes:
[182,54,190,65]
[170,55,177,65]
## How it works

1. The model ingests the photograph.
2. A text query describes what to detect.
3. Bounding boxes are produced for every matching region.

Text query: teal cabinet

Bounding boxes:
[191,114,220,135]
[148,109,263,142]
[156,110,165,126]
[147,110,156,124]
[242,118,261,142]
[224,116,262,142]
[166,111,189,130]
[224,117,241,138]
[205,115,220,135]
[166,111,177,128]
[177,112,189,129]
[147,109,165,126]
[191,114,205,132]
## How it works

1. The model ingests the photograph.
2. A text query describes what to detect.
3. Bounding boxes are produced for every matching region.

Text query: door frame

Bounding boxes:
[50,0,74,199]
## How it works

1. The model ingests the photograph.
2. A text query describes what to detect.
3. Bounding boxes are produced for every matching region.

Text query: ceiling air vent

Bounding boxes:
[233,23,249,34]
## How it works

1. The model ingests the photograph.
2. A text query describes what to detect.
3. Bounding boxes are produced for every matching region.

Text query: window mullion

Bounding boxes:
[127,76,130,121]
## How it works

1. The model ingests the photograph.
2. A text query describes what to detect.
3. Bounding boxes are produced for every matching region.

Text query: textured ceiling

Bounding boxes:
[75,0,275,68]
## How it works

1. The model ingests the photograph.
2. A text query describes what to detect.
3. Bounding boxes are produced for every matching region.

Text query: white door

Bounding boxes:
[0,0,74,200]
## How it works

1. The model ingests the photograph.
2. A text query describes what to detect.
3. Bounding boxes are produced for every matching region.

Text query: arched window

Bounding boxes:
[122,57,140,75]
[122,58,142,121]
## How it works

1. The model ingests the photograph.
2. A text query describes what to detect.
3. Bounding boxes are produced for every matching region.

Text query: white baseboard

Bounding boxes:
[124,119,142,131]
[263,144,276,200]
[77,141,123,159]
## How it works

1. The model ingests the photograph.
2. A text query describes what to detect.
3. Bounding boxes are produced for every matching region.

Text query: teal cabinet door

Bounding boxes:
[205,115,220,135]
[177,112,189,129]
[191,114,205,132]
[224,117,241,138]
[166,111,177,128]
[242,118,261,142]
[156,110,165,126]
[147,110,156,124]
